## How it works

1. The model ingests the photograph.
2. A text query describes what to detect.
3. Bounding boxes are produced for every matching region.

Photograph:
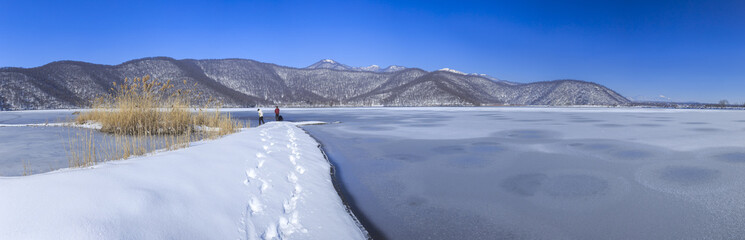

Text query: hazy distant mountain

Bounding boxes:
[629,95,675,102]
[305,59,407,73]
[0,57,629,110]
[380,65,406,73]
[305,59,354,71]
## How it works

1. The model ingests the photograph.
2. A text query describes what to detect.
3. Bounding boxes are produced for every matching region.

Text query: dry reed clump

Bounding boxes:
[22,160,31,176]
[67,75,241,168]
[75,75,238,135]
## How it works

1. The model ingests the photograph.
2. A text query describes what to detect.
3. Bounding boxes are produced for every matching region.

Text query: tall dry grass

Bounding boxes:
[22,160,32,176]
[67,75,242,168]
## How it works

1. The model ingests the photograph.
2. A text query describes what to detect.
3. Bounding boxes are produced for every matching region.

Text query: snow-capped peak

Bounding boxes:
[306,59,352,71]
[358,65,381,71]
[307,60,407,73]
[470,73,498,80]
[630,94,675,102]
[434,68,514,84]
[380,65,406,73]
[437,68,466,75]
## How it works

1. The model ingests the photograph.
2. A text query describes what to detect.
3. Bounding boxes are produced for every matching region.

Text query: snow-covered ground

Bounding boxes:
[0,122,366,239]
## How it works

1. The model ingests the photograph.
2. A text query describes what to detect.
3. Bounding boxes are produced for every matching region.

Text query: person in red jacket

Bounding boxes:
[274,106,280,121]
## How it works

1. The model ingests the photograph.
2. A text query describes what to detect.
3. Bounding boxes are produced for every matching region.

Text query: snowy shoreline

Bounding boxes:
[0,122,367,239]
[301,129,380,239]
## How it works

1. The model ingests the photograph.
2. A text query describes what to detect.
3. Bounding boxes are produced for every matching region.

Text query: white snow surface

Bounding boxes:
[436,68,466,75]
[0,122,366,240]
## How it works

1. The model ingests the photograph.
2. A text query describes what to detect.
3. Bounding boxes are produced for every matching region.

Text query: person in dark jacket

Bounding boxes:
[274,106,280,121]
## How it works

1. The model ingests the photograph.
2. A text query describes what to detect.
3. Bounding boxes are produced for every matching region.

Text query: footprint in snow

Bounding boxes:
[241,210,259,240]
[283,198,297,213]
[262,223,278,240]
[295,166,305,174]
[279,212,307,235]
[283,185,302,213]
[260,179,270,193]
[287,172,298,183]
[249,197,263,215]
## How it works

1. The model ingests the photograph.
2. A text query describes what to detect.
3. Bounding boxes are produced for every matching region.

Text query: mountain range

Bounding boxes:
[306,59,407,73]
[0,57,630,110]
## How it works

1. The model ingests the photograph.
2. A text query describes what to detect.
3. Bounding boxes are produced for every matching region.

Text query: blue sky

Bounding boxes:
[1,0,743,103]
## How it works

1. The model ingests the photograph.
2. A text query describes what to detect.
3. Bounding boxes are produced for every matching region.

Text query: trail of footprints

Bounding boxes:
[241,124,308,240]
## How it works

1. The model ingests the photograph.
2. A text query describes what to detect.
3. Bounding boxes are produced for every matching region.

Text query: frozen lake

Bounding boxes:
[0,110,79,175]
[0,110,242,176]
[3,107,745,239]
[283,107,745,239]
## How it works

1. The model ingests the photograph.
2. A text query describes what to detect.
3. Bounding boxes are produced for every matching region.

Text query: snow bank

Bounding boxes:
[0,122,366,240]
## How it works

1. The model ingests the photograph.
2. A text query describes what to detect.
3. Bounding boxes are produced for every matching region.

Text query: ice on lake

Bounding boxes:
[0,110,224,176]
[285,107,745,239]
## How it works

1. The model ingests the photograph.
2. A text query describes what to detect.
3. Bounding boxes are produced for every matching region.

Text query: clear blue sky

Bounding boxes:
[1,0,743,103]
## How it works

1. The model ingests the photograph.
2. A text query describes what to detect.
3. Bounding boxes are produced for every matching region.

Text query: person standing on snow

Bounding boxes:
[257,109,265,126]
[274,106,280,121]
